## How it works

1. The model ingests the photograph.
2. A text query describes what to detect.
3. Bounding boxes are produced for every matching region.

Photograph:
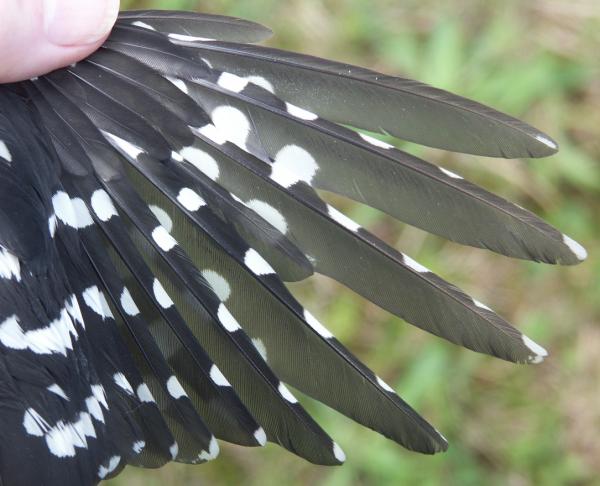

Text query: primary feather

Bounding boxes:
[0,9,586,485]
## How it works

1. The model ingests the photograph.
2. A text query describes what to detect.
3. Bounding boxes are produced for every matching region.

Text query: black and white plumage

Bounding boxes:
[0,10,587,485]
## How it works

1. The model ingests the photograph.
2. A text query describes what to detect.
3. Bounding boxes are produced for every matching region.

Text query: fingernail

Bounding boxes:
[43,0,119,46]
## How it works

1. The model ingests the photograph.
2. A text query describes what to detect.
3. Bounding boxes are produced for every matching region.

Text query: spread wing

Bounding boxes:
[0,10,585,485]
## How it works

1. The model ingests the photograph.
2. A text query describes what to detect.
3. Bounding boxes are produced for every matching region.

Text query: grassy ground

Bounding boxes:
[111,1,600,484]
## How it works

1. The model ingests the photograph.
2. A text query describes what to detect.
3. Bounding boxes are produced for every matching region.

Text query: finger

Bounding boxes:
[0,0,119,83]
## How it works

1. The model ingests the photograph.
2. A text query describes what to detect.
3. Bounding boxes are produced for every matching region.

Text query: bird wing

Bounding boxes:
[0,10,586,485]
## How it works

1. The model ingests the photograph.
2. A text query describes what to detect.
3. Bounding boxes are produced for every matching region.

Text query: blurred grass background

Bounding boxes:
[110,0,600,484]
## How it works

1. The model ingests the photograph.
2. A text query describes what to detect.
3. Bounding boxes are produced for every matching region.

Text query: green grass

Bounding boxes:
[111,1,600,484]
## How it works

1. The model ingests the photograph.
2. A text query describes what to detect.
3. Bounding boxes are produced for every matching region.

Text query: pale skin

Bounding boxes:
[0,0,120,83]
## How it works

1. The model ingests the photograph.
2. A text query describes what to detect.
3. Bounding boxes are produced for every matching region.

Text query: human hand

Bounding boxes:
[0,0,119,83]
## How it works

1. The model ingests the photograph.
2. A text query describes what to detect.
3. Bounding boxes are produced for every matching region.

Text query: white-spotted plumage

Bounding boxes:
[0,8,586,483]
[278,383,299,404]
[211,105,251,150]
[120,287,140,316]
[209,364,231,387]
[0,310,77,356]
[216,304,242,332]
[245,199,288,234]
[0,140,12,162]
[201,269,231,301]
[136,383,156,403]
[90,189,119,222]
[149,204,173,232]
[152,279,174,309]
[285,102,318,121]
[98,456,121,479]
[243,248,275,275]
[177,187,206,211]
[166,376,188,399]
[152,225,178,251]
[47,384,70,401]
[113,372,135,395]
[180,146,220,181]
[270,145,319,188]
[0,246,21,281]
[251,337,268,361]
[359,132,393,149]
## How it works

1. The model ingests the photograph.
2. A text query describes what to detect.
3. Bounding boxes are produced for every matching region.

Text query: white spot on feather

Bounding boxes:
[153,279,174,309]
[90,189,118,222]
[166,376,188,399]
[333,442,346,462]
[113,373,134,396]
[251,338,268,361]
[166,76,188,94]
[149,205,173,233]
[440,167,463,179]
[71,197,94,228]
[0,140,12,162]
[170,442,179,459]
[0,311,77,356]
[132,440,146,454]
[85,396,104,423]
[327,205,360,232]
[178,188,206,211]
[303,310,333,339]
[211,106,250,150]
[473,299,492,312]
[403,254,430,273]
[48,214,57,237]
[198,436,219,461]
[180,146,220,181]
[120,287,140,316]
[52,191,78,228]
[24,408,98,459]
[201,270,231,301]
[254,427,267,446]
[271,145,318,188]
[0,246,20,281]
[136,384,156,403]
[152,226,177,251]
[359,132,393,149]
[65,294,84,327]
[218,72,249,93]
[522,335,548,364]
[244,248,275,275]
[71,198,94,228]
[47,384,69,401]
[92,385,108,409]
[285,102,318,120]
[245,200,288,234]
[217,304,241,332]
[82,286,109,319]
[246,75,274,93]
[376,376,394,392]
[23,408,48,437]
[278,383,298,403]
[131,21,155,30]
[98,456,121,479]
[562,234,587,261]
[209,364,231,387]
[103,132,144,159]
[168,33,214,42]
[192,124,227,145]
[45,423,78,457]
[535,134,558,150]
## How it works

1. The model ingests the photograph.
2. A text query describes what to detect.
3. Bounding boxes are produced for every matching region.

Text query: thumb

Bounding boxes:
[0,0,120,83]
